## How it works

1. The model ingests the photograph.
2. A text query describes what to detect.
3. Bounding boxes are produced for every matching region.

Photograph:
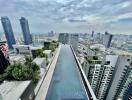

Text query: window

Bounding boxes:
[105,61,110,65]
[127,59,130,61]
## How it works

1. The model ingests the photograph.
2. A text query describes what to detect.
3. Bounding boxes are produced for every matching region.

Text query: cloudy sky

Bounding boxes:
[0,0,132,34]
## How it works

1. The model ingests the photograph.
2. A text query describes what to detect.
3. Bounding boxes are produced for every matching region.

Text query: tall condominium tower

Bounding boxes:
[69,34,79,52]
[105,56,132,100]
[20,17,32,45]
[103,32,113,48]
[82,49,132,100]
[58,33,69,44]
[123,82,132,100]
[1,17,16,49]
[58,33,79,51]
[94,55,132,100]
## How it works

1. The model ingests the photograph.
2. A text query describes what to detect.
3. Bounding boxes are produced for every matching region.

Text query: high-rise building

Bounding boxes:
[119,65,132,99]
[82,56,102,93]
[123,82,132,100]
[69,34,79,52]
[103,32,113,48]
[88,54,132,100]
[96,55,119,100]
[20,17,32,45]
[105,56,132,100]
[91,31,94,37]
[80,44,132,100]
[1,17,16,49]
[48,31,54,37]
[58,33,69,44]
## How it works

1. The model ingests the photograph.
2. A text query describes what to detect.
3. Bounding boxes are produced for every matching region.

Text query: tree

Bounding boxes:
[0,58,40,86]
[33,49,47,58]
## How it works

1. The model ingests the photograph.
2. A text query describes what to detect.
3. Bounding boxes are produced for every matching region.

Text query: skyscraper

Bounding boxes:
[103,32,113,48]
[1,17,16,49]
[91,31,94,37]
[90,55,132,100]
[58,33,69,44]
[69,34,79,52]
[123,82,132,100]
[20,17,32,45]
[105,56,132,100]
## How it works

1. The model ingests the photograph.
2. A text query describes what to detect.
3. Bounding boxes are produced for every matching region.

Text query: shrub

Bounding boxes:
[0,56,40,86]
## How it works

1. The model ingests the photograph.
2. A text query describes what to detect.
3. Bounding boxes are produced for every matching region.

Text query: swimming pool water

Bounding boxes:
[46,45,87,100]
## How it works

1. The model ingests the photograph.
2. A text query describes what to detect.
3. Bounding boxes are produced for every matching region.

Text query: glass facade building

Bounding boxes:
[1,17,16,49]
[20,17,32,45]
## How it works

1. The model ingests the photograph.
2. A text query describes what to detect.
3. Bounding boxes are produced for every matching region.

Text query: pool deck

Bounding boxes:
[35,45,61,100]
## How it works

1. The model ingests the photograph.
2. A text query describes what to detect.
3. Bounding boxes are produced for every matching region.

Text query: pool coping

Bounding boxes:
[35,45,61,100]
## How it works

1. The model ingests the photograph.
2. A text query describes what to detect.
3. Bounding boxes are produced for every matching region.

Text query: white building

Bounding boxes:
[106,55,132,100]
[13,44,43,55]
[13,45,30,54]
[97,55,118,100]
[95,53,132,100]
[79,41,132,100]
[82,55,103,92]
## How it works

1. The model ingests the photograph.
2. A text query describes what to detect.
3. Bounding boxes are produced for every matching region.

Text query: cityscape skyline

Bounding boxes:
[0,0,132,34]
[0,1,132,100]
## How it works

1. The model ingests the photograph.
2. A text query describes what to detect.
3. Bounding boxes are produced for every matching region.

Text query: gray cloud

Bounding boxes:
[68,19,86,23]
[0,0,132,34]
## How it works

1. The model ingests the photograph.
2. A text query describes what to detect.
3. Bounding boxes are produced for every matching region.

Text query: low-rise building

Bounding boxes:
[13,45,30,54]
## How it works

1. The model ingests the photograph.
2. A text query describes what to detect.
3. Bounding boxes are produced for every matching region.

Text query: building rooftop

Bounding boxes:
[0,81,31,100]
[90,44,106,52]
[108,48,132,56]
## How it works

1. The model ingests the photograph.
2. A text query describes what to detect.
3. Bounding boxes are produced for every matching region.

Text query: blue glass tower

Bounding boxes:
[1,17,16,49]
[20,17,32,45]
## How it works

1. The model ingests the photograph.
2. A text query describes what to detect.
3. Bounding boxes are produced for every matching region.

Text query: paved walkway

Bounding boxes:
[35,45,61,100]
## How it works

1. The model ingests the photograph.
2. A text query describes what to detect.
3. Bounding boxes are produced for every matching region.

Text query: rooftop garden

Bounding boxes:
[43,40,59,52]
[0,40,59,87]
[33,48,48,58]
[84,56,102,64]
[0,56,40,87]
